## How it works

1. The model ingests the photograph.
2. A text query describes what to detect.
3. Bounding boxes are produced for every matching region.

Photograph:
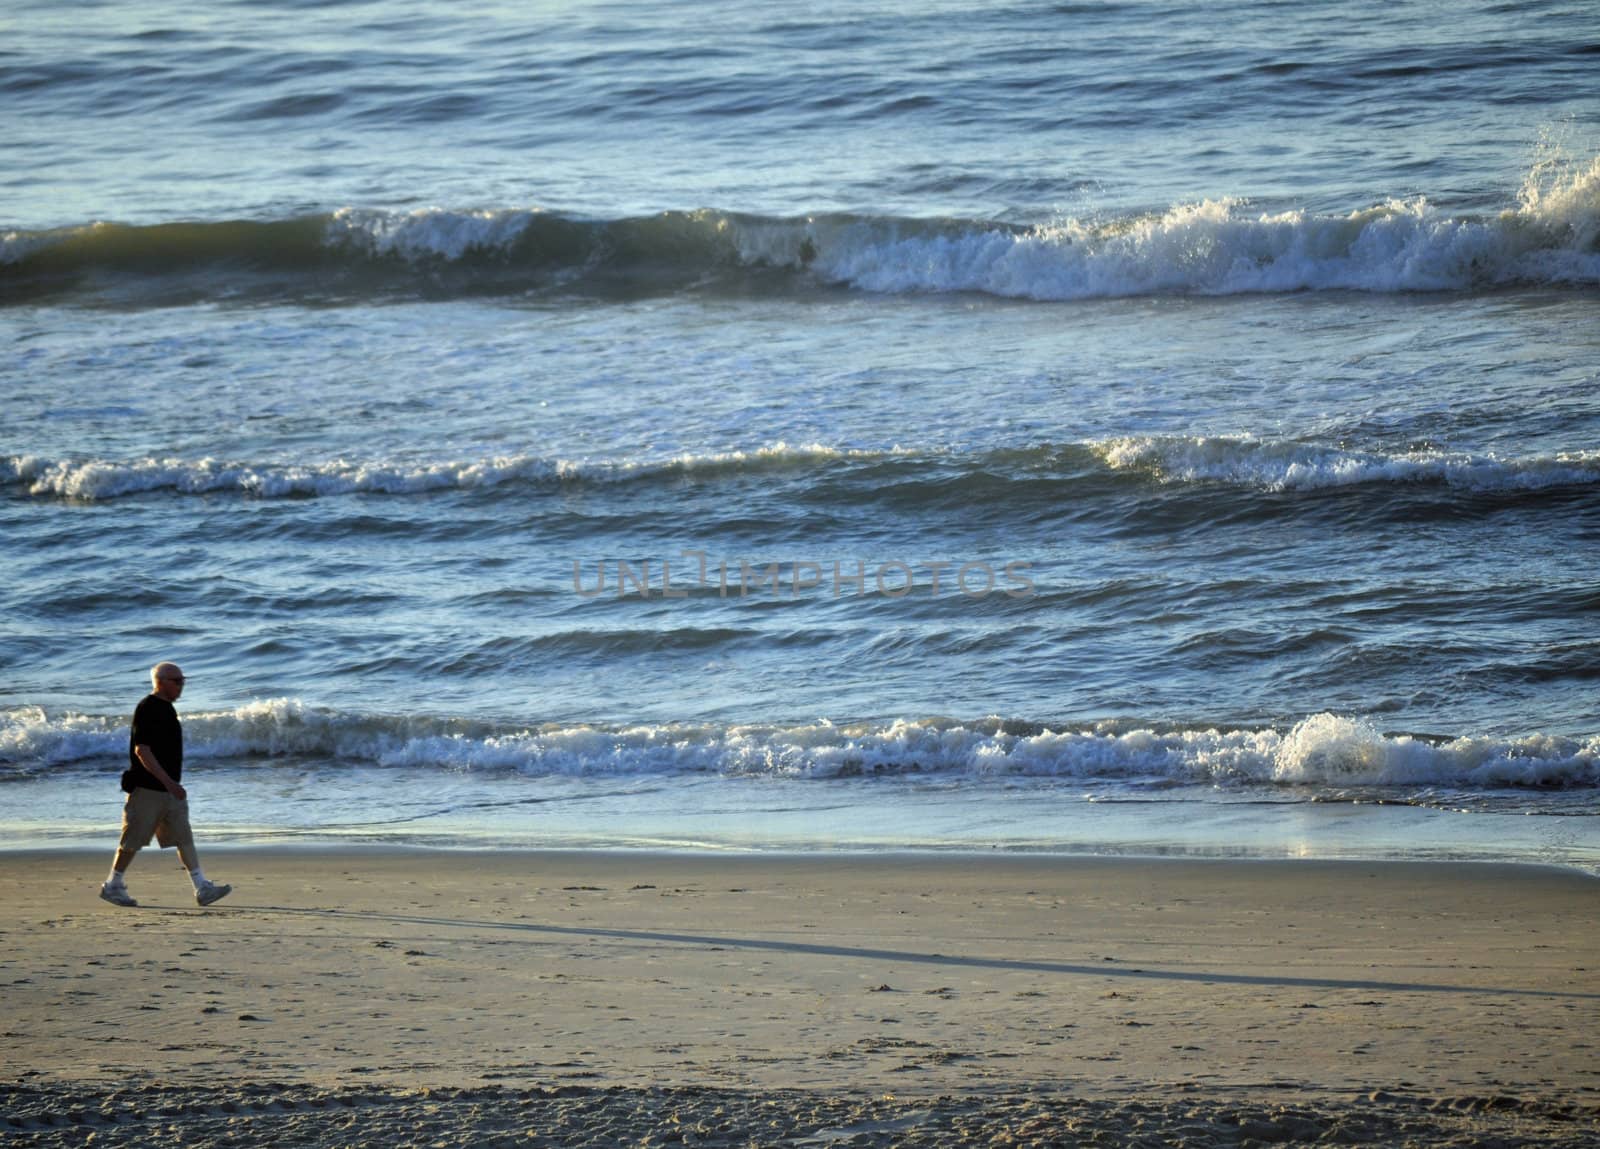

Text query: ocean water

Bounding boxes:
[3,0,1598,869]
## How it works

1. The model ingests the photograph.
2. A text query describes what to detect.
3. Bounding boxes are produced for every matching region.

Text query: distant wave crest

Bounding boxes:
[0,443,904,501]
[7,437,1596,503]
[5,702,1596,792]
[1094,436,1600,493]
[5,155,1597,304]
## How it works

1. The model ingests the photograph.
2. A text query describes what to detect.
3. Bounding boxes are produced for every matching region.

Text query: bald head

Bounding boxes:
[150,662,186,701]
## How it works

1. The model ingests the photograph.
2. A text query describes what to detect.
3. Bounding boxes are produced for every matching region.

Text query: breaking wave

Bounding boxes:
[6,438,1597,503]
[1093,436,1600,493]
[0,443,906,501]
[4,701,1596,793]
[5,155,1597,305]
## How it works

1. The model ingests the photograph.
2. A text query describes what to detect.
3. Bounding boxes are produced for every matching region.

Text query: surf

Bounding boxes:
[5,154,1597,306]
[8,438,1598,503]
[6,702,1598,795]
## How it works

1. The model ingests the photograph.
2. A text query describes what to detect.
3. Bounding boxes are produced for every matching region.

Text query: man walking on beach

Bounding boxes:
[100,662,231,908]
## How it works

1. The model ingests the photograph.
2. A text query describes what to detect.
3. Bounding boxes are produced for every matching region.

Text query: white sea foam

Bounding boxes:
[1512,149,1600,261]
[778,154,1600,298]
[0,454,555,499]
[12,156,1598,300]
[1094,436,1600,493]
[6,438,1594,501]
[283,152,1600,299]
[6,702,1596,792]
[0,443,899,501]
[0,707,124,769]
[325,207,540,260]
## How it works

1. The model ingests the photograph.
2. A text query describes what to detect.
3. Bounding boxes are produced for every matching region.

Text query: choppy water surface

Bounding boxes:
[3,0,1597,867]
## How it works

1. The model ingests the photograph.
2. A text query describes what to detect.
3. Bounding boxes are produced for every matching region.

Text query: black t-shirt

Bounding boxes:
[124,694,182,793]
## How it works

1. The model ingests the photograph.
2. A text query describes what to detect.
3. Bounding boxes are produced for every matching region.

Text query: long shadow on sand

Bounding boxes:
[239,905,1599,1001]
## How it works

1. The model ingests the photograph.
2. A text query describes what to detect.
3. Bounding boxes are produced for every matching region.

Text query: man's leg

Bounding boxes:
[164,802,230,906]
[101,792,157,906]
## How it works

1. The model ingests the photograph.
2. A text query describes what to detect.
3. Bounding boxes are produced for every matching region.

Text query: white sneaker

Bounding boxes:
[99,882,137,907]
[195,881,232,907]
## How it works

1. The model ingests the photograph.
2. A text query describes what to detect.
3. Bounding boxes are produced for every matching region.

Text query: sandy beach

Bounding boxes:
[3,849,1596,1146]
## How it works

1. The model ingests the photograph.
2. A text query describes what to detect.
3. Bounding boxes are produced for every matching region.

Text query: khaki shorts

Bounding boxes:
[118,787,194,855]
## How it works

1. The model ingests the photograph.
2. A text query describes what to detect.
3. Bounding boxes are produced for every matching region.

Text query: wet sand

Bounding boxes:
[3,849,1596,1145]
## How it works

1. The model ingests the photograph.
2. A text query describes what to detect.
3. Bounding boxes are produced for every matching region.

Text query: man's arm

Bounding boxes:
[134,744,187,801]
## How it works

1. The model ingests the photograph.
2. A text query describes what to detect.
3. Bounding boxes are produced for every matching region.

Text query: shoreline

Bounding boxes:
[8,748,1595,875]
[5,849,1597,1144]
[6,839,1598,870]
[7,803,1597,876]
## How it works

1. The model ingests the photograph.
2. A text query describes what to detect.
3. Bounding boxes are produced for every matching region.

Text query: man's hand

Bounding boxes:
[135,744,185,801]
